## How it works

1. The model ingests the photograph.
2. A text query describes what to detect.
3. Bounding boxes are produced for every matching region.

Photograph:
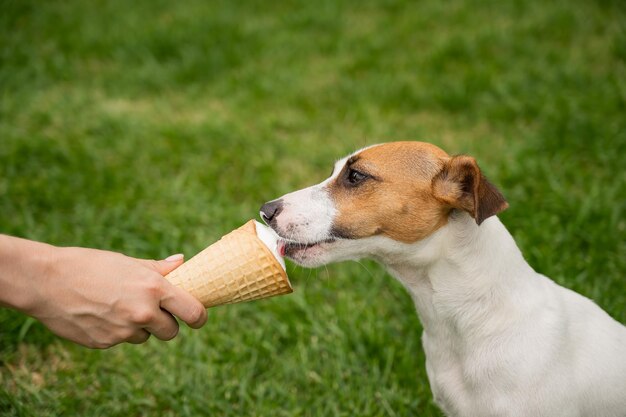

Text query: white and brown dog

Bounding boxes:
[260,141,626,417]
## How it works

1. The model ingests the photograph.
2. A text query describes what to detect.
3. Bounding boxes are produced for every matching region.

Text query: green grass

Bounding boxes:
[1,0,625,415]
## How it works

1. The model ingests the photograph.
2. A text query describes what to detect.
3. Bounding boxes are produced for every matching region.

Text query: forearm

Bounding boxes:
[0,234,55,313]
[0,234,205,348]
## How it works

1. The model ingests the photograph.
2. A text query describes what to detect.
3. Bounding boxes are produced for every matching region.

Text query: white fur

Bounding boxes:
[270,157,347,248]
[268,155,626,417]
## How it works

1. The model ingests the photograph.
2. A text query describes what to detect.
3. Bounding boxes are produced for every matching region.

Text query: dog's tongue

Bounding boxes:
[254,220,286,270]
[277,241,286,257]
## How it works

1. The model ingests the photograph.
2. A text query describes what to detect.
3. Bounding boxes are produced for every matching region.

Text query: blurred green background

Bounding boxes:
[1,0,624,415]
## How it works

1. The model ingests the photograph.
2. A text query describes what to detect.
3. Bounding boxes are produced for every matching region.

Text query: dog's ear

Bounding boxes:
[432,155,508,225]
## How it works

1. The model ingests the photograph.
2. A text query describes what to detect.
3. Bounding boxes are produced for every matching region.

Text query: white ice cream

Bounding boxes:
[254,220,286,270]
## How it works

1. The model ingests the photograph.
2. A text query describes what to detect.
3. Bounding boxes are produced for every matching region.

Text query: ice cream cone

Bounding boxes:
[165,220,291,308]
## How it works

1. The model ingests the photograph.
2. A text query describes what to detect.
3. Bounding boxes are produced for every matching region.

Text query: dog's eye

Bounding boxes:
[347,169,367,185]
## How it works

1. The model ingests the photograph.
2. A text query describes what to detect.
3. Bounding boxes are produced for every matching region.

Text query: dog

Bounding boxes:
[260,141,626,417]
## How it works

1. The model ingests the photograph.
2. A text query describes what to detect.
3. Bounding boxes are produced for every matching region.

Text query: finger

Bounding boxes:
[144,309,180,341]
[126,329,151,344]
[136,254,185,276]
[159,281,207,329]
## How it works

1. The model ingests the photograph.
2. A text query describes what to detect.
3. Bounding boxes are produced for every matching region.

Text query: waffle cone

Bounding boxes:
[165,220,292,308]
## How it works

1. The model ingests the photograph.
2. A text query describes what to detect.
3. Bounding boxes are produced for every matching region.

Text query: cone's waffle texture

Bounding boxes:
[165,220,292,308]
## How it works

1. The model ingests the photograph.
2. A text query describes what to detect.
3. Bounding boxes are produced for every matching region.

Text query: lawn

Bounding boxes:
[1,0,624,415]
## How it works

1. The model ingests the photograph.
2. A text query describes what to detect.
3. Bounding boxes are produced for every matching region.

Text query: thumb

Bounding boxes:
[138,254,185,276]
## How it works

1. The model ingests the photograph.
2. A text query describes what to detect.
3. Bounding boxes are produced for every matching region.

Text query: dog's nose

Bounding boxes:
[260,200,283,224]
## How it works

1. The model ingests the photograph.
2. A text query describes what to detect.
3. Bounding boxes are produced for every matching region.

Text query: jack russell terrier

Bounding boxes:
[260,141,626,417]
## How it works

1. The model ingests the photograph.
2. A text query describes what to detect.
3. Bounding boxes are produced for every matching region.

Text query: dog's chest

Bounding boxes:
[422,331,513,416]
[422,329,471,415]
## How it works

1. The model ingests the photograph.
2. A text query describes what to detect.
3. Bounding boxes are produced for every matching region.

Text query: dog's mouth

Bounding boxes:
[277,238,336,258]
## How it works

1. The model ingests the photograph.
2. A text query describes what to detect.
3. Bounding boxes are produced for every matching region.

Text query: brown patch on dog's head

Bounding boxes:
[328,142,508,243]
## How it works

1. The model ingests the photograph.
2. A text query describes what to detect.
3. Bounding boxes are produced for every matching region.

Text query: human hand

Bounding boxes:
[21,246,207,349]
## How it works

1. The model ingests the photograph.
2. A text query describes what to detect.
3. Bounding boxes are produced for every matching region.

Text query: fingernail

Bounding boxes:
[165,253,184,262]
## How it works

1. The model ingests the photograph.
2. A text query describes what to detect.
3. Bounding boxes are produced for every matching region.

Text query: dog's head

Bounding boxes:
[261,142,508,267]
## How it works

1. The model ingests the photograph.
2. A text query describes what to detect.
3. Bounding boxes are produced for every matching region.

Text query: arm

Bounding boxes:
[0,234,207,348]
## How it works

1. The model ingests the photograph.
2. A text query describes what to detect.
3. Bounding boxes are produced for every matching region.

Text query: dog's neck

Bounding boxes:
[382,212,534,336]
